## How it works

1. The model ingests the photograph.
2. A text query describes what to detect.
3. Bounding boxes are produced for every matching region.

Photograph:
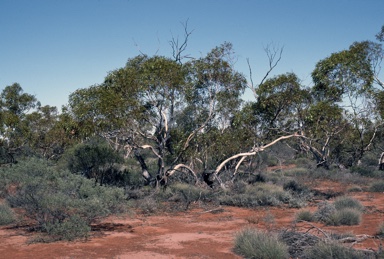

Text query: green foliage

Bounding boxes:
[295,210,314,222]
[1,158,128,241]
[43,215,90,241]
[169,183,211,210]
[313,201,337,223]
[327,208,362,226]
[304,241,366,259]
[369,181,384,192]
[0,203,16,225]
[314,198,362,226]
[62,137,123,185]
[219,183,293,208]
[333,196,364,212]
[233,228,289,259]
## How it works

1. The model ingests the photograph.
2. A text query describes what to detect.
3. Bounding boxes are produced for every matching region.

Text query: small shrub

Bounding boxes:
[350,166,376,177]
[313,201,337,223]
[219,183,293,208]
[304,241,365,259]
[0,204,16,225]
[327,208,362,226]
[295,210,314,222]
[369,181,384,192]
[283,179,307,193]
[233,228,289,259]
[347,185,363,192]
[43,214,90,241]
[333,196,364,212]
[137,197,159,215]
[170,183,212,210]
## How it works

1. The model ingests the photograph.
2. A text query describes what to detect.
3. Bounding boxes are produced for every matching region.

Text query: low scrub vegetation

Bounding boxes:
[0,158,128,241]
[304,241,367,259]
[0,204,16,226]
[313,197,363,226]
[233,228,289,259]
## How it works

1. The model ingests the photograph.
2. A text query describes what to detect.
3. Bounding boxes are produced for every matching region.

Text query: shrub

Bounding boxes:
[283,179,306,192]
[313,201,337,224]
[304,241,365,259]
[43,215,90,241]
[350,165,376,177]
[333,196,364,212]
[0,203,16,225]
[170,183,211,210]
[327,208,362,226]
[219,183,293,208]
[3,158,128,241]
[347,185,363,192]
[369,181,384,192]
[295,210,314,222]
[62,137,123,186]
[233,228,289,259]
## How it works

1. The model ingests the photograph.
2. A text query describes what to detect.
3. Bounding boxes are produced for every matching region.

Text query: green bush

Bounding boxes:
[61,137,123,186]
[219,183,293,208]
[0,203,16,225]
[347,185,363,192]
[170,183,211,210]
[2,158,128,241]
[369,181,384,192]
[43,215,90,241]
[295,210,314,222]
[233,228,289,259]
[327,208,362,226]
[313,201,337,223]
[304,241,365,259]
[283,179,307,193]
[313,199,362,226]
[333,196,364,212]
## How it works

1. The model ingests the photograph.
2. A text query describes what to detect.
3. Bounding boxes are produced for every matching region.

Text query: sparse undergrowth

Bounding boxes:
[233,228,289,259]
[313,197,363,226]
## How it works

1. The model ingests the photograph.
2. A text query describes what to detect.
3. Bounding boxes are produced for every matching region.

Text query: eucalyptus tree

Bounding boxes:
[68,43,247,186]
[308,38,383,167]
[0,83,39,163]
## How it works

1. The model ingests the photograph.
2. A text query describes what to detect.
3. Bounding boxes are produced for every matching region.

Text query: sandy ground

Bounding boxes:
[0,180,383,258]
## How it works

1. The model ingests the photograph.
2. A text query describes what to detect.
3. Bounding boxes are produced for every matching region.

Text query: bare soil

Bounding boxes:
[0,180,383,259]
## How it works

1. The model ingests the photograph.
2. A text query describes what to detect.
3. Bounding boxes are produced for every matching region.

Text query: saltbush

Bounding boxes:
[304,241,365,259]
[0,203,16,225]
[369,181,384,192]
[219,183,293,208]
[2,158,128,241]
[327,208,362,226]
[333,196,364,212]
[234,228,289,259]
[295,209,314,222]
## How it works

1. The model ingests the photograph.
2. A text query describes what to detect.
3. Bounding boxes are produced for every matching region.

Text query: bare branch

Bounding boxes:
[140,144,162,160]
[165,163,199,184]
[247,43,284,100]
[170,19,194,63]
[213,133,300,188]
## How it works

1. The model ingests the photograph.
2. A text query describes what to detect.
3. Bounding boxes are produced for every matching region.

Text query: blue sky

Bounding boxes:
[1,0,383,109]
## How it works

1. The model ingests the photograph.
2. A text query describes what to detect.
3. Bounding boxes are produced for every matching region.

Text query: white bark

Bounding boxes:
[213,133,300,188]
[165,163,199,184]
